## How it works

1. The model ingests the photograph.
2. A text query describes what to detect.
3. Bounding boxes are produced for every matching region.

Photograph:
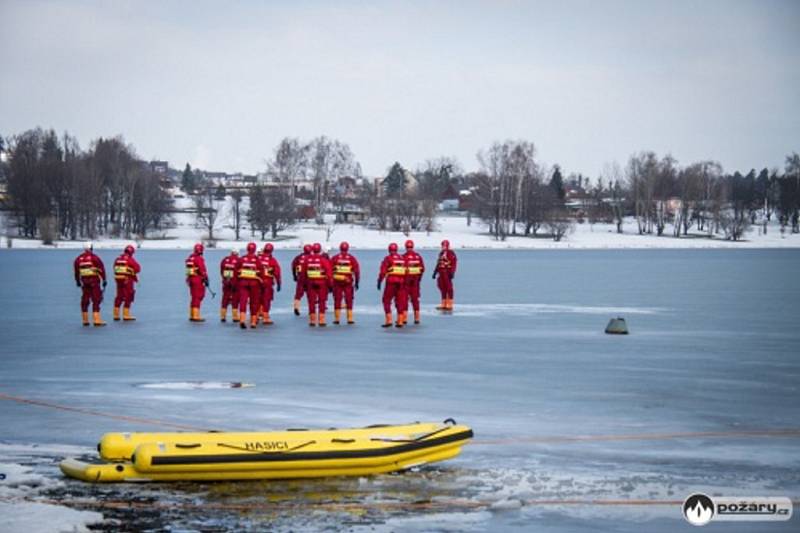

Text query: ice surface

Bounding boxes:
[0,249,798,531]
[0,459,104,532]
[0,502,103,533]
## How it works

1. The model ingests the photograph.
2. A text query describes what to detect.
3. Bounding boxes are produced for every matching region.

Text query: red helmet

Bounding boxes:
[263,243,274,254]
[405,239,414,250]
[312,243,322,254]
[124,244,135,255]
[441,239,450,249]
[247,242,257,254]
[194,243,204,254]
[340,241,349,252]
[388,243,398,253]
[303,244,312,253]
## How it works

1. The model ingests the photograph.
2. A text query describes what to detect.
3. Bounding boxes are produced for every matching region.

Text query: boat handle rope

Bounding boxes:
[370,425,453,444]
[215,440,317,454]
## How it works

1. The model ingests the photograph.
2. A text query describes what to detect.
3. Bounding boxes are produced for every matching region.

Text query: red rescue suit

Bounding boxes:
[378,253,408,314]
[291,252,309,301]
[220,254,239,312]
[330,252,360,311]
[403,250,425,312]
[74,251,106,312]
[113,253,140,310]
[235,253,264,318]
[301,253,332,314]
[185,252,209,308]
[258,253,282,314]
[435,249,457,300]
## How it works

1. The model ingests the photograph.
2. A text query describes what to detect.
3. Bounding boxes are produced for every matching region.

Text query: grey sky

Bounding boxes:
[1,0,798,178]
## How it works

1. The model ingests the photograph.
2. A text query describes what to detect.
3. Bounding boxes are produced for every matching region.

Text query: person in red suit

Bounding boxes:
[300,243,332,327]
[185,243,209,322]
[291,244,312,316]
[329,241,360,325]
[112,244,141,322]
[433,239,458,311]
[258,243,282,325]
[402,239,425,324]
[219,248,240,323]
[377,243,408,328]
[73,242,107,326]
[235,242,264,329]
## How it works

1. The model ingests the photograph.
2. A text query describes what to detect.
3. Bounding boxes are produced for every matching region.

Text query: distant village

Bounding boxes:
[148,157,604,227]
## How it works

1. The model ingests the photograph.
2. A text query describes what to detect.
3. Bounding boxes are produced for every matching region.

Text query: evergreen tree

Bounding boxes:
[181,163,195,191]
[549,165,565,201]
[248,185,267,238]
[384,162,407,197]
[215,183,226,200]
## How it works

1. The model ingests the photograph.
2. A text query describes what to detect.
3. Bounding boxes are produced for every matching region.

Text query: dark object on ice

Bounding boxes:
[605,317,628,335]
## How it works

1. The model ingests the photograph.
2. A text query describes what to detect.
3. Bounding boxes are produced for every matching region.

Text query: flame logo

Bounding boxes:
[684,494,715,526]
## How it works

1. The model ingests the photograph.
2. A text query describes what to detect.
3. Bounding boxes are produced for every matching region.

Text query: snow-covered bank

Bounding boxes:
[2,215,799,250]
[0,445,105,532]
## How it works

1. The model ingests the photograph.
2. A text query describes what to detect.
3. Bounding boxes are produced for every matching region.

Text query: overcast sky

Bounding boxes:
[1,0,798,177]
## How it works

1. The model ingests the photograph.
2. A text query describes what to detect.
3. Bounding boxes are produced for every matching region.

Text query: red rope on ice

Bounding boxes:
[473,428,800,445]
[0,392,213,432]
[3,391,799,444]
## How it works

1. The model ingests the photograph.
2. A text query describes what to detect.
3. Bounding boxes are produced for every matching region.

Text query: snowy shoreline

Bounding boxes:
[2,215,798,251]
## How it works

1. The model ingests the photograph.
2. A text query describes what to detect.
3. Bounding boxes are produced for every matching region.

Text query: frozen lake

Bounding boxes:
[1,248,798,531]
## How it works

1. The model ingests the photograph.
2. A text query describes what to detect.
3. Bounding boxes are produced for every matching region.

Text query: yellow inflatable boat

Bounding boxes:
[60,419,473,482]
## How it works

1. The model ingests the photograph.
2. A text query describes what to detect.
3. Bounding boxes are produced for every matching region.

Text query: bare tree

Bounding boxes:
[307,136,359,224]
[6,129,52,237]
[627,152,679,236]
[475,140,540,240]
[193,179,224,241]
[545,208,574,242]
[627,151,658,234]
[601,162,627,233]
[695,161,724,235]
[782,153,800,233]
[522,182,557,236]
[228,189,245,240]
[5,128,172,241]
[248,184,295,239]
[368,193,391,231]
[653,155,677,236]
[267,137,307,203]
[673,162,710,236]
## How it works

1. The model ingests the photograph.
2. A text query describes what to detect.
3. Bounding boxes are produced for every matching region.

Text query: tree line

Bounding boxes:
[465,141,800,242]
[622,152,800,240]
[1,128,173,243]
[2,128,798,244]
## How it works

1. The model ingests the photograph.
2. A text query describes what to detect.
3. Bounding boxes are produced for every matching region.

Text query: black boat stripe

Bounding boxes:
[150,430,473,466]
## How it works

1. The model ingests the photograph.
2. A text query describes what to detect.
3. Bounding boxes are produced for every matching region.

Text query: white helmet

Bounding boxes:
[231,248,239,255]
[84,241,94,251]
